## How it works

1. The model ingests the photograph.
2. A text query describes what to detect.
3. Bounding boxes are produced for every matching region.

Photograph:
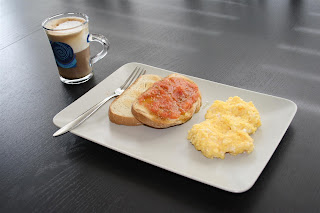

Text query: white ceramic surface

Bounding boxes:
[53,62,297,193]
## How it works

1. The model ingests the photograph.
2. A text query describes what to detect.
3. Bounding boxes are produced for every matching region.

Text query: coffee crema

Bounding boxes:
[45,17,91,79]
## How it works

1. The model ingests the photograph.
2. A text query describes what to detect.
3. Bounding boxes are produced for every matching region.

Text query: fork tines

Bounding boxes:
[120,67,146,90]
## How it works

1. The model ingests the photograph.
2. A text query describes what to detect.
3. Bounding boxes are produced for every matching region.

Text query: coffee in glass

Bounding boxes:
[42,12,109,84]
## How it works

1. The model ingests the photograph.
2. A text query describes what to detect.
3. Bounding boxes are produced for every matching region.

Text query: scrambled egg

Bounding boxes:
[188,96,261,159]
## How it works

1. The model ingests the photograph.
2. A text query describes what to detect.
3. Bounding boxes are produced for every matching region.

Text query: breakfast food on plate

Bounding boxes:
[188,96,261,159]
[132,73,202,128]
[205,96,261,134]
[109,74,162,126]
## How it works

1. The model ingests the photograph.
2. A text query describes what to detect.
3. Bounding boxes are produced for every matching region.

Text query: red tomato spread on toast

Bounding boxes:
[138,77,200,119]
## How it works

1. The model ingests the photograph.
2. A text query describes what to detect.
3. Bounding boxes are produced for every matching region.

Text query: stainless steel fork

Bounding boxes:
[53,67,146,137]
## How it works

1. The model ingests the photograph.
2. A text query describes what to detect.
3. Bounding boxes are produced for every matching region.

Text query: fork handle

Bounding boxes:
[53,93,117,137]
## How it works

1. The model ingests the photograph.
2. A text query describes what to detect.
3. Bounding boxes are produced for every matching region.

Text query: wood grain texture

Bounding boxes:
[1,0,320,212]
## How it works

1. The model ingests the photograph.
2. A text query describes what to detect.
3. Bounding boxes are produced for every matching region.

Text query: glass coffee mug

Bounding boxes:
[42,12,109,84]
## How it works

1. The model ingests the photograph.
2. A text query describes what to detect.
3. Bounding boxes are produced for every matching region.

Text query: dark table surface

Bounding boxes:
[1,0,320,212]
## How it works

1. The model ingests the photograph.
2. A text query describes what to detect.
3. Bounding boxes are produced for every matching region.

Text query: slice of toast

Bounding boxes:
[132,73,202,128]
[109,74,162,126]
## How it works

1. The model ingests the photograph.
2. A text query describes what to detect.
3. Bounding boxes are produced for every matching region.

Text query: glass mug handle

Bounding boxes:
[88,33,110,66]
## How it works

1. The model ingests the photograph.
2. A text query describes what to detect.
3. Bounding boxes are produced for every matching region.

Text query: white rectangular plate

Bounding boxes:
[53,62,297,193]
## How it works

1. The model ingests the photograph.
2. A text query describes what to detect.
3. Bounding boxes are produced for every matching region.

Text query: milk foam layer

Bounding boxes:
[54,21,83,30]
[45,17,89,53]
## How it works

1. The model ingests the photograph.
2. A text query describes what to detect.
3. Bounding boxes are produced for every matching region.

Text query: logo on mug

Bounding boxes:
[50,41,77,68]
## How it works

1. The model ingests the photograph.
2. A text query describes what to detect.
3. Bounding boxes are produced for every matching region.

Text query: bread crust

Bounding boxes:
[132,74,202,128]
[109,74,162,126]
[109,109,142,126]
